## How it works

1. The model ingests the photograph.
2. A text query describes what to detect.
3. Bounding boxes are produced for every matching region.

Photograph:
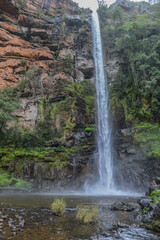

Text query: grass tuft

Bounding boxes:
[51,198,66,215]
[76,204,99,224]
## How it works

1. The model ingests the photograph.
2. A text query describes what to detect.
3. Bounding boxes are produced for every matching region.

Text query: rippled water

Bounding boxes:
[0,194,159,240]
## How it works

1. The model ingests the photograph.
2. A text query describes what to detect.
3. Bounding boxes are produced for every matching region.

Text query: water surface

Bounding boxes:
[0,193,159,240]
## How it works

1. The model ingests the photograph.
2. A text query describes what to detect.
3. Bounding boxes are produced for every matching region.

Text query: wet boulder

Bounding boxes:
[111,201,125,211]
[143,210,154,223]
[139,198,152,209]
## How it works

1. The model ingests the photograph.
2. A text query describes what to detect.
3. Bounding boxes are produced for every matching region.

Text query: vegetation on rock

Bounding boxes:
[0,169,30,189]
[0,69,95,188]
[133,122,160,159]
[98,1,160,125]
[149,190,160,203]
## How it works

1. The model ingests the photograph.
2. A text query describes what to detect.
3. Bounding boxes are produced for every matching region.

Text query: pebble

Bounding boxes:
[19,220,25,227]
[117,222,129,228]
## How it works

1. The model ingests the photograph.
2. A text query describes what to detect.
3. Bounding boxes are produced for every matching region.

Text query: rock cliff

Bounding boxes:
[100,0,160,192]
[0,0,96,191]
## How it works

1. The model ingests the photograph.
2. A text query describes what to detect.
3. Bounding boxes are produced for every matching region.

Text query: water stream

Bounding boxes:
[88,8,114,194]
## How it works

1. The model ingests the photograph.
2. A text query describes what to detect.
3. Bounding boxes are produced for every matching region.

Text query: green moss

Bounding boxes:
[15,179,31,189]
[51,98,71,120]
[142,206,150,214]
[146,220,160,232]
[0,172,12,186]
[65,79,95,119]
[0,144,80,172]
[134,123,160,142]
[132,123,160,159]
[85,127,96,131]
[149,190,160,203]
[0,148,54,164]
[0,170,30,188]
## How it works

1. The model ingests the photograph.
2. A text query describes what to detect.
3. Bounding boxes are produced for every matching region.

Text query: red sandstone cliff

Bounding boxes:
[0,0,93,89]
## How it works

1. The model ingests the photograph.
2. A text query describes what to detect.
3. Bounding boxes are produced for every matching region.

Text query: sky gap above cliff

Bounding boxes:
[73,0,149,9]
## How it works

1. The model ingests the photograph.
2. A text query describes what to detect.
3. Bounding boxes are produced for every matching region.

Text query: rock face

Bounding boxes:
[102,1,160,192]
[0,0,95,190]
[111,180,160,232]
[0,0,94,91]
[113,128,160,192]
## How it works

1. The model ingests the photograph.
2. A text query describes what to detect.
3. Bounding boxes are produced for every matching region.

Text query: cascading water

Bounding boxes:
[90,9,114,194]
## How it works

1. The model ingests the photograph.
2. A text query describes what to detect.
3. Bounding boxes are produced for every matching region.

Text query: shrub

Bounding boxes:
[76,204,99,224]
[0,87,21,131]
[51,198,66,215]
[149,190,160,203]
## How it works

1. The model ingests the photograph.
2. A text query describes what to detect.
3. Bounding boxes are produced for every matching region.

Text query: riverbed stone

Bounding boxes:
[143,210,154,223]
[111,201,125,211]
[139,198,152,208]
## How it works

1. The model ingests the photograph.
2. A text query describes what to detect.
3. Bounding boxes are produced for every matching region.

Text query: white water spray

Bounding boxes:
[90,9,115,194]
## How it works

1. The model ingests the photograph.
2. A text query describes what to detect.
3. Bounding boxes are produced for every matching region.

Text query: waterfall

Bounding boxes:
[91,9,114,194]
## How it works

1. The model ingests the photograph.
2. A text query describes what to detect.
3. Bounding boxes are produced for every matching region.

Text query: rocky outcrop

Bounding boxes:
[113,128,160,191]
[0,0,94,129]
[110,179,160,232]
[115,0,150,14]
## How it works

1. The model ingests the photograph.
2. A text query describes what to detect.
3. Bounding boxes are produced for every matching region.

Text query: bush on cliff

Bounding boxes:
[0,87,20,132]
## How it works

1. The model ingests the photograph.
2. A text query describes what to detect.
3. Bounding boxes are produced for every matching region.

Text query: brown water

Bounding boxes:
[0,193,159,240]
